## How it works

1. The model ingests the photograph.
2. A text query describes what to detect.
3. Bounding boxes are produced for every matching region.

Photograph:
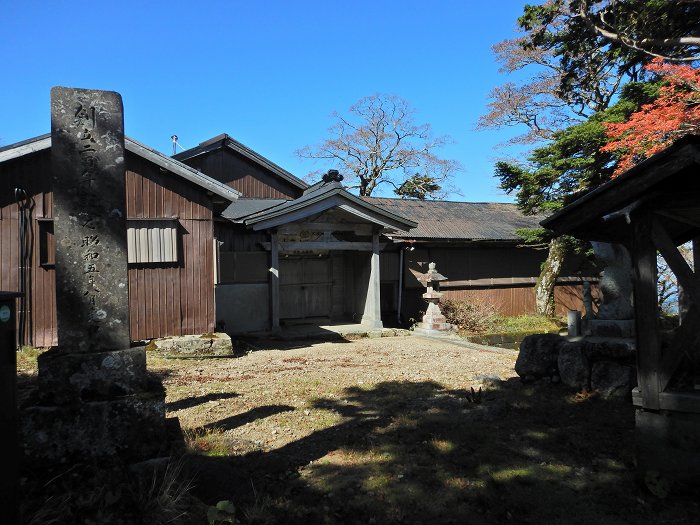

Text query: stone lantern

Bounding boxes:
[414,262,451,335]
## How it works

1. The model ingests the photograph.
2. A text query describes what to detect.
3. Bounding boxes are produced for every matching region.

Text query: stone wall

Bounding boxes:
[515,333,636,398]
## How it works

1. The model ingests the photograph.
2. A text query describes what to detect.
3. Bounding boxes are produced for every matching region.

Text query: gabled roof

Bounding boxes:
[365,197,542,241]
[230,181,417,232]
[173,133,308,190]
[0,134,240,202]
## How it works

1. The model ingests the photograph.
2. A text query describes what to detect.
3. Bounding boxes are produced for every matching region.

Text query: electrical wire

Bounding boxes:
[14,188,33,348]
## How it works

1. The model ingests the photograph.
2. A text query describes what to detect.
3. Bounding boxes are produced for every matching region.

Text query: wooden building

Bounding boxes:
[174,135,592,333]
[542,135,700,487]
[2,130,592,345]
[0,135,239,346]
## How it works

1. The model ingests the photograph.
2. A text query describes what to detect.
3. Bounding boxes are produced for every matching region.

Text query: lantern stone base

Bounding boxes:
[414,302,452,334]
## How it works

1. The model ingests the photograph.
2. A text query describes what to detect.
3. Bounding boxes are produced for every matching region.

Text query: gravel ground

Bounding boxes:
[154,334,518,450]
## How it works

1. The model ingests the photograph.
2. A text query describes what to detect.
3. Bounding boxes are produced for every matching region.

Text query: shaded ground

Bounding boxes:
[147,335,696,524]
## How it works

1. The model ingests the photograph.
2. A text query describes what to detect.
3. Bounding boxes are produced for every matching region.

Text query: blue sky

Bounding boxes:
[2,1,531,202]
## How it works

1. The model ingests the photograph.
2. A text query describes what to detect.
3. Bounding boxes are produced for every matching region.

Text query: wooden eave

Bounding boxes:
[541,136,700,243]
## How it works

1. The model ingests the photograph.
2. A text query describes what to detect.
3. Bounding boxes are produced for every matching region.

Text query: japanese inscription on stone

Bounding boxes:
[51,87,130,352]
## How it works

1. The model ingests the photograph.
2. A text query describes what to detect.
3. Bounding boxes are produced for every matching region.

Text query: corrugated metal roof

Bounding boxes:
[365,197,543,241]
[222,198,288,221]
[0,134,240,203]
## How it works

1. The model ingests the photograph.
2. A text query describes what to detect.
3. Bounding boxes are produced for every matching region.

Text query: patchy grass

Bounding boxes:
[490,314,563,335]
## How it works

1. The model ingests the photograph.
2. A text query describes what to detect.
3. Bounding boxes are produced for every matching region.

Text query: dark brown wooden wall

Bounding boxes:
[125,153,215,340]
[0,149,216,346]
[0,151,57,347]
[440,284,591,317]
[398,245,592,321]
[181,148,302,199]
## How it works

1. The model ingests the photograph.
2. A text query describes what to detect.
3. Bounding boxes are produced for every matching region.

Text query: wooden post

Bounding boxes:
[270,230,280,332]
[632,211,661,410]
[0,292,19,525]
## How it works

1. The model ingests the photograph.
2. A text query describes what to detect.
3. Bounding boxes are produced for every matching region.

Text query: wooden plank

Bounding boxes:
[633,388,700,413]
[278,222,374,234]
[270,231,280,330]
[632,211,661,410]
[260,241,387,252]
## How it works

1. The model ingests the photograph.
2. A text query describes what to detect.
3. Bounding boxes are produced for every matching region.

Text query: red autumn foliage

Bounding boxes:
[602,59,700,176]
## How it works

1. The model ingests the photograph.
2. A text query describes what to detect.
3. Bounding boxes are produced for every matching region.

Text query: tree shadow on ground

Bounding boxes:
[182,378,699,524]
[167,391,240,412]
[203,405,295,432]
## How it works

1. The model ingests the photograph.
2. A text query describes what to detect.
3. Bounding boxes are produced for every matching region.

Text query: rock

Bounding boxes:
[515,333,565,379]
[148,333,234,357]
[591,361,635,398]
[584,339,636,361]
[558,341,590,389]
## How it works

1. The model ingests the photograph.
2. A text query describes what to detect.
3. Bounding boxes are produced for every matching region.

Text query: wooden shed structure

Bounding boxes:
[542,135,700,487]
[0,134,239,346]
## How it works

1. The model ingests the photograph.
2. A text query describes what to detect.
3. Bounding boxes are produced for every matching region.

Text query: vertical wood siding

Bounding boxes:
[125,153,215,341]
[0,149,216,345]
[182,149,303,199]
[0,151,57,347]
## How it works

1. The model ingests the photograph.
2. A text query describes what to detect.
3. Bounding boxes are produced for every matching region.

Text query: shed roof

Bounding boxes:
[541,134,700,244]
[173,133,308,191]
[0,134,241,203]
[365,197,542,241]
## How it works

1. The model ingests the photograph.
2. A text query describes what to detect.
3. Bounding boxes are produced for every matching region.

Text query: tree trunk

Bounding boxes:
[535,236,567,317]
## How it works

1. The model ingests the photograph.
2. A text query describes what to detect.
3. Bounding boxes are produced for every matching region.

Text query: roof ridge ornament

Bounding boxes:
[322,169,344,183]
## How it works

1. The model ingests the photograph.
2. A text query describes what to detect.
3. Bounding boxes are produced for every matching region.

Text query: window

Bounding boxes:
[127,219,178,264]
[38,218,55,266]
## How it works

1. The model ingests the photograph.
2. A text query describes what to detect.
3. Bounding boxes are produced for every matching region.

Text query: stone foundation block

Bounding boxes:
[591,361,635,398]
[21,386,166,462]
[558,341,590,389]
[148,332,234,357]
[38,347,147,403]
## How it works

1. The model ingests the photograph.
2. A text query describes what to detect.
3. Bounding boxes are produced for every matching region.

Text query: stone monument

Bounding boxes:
[587,241,635,338]
[413,262,452,335]
[22,87,165,461]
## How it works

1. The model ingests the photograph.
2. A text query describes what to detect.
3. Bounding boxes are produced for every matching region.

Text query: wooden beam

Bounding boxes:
[659,304,700,392]
[651,217,700,306]
[270,231,280,331]
[632,211,661,410]
[278,222,374,234]
[633,388,700,413]
[440,276,599,288]
[260,241,388,252]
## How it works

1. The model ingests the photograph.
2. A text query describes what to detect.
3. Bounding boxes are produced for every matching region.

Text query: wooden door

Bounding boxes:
[279,255,332,320]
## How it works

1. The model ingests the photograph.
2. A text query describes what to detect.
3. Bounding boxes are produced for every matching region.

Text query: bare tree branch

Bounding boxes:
[298,94,461,198]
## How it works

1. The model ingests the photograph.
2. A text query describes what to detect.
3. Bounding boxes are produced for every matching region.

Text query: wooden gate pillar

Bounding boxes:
[361,231,383,329]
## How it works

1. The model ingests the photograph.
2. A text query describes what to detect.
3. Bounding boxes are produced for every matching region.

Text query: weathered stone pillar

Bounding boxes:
[22,87,165,462]
[361,231,383,329]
